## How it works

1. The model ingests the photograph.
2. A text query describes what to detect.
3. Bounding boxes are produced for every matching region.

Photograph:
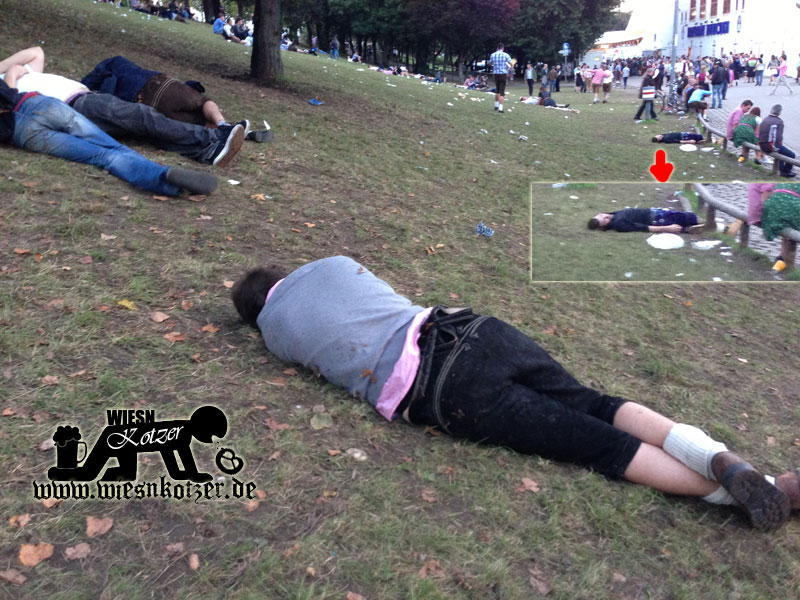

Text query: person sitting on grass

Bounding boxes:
[0,78,216,196]
[231,255,800,532]
[588,207,705,233]
[651,131,705,144]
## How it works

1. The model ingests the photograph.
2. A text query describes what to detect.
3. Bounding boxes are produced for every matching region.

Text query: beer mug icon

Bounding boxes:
[53,425,87,469]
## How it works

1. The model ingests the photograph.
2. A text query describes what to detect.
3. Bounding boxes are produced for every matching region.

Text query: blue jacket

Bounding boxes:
[81,56,160,103]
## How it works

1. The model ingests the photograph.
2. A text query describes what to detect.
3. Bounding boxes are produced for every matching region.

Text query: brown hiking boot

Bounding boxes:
[711,452,791,531]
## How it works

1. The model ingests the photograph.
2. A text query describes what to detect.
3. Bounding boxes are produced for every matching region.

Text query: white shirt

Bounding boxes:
[3,64,87,101]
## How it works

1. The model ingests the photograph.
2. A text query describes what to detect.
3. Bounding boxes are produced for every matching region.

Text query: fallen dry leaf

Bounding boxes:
[327,449,342,456]
[421,488,437,503]
[612,571,627,583]
[64,542,91,561]
[165,542,185,555]
[201,323,219,333]
[265,418,291,431]
[255,489,267,500]
[268,451,281,460]
[150,311,170,323]
[283,368,298,376]
[41,498,62,509]
[22,181,38,188]
[542,326,557,335]
[245,499,260,512]
[68,369,87,379]
[0,568,27,585]
[181,299,194,311]
[41,375,59,386]
[187,195,205,202]
[37,439,55,452]
[86,516,113,538]
[78,256,93,265]
[223,280,234,289]
[13,248,31,255]
[117,299,137,310]
[9,514,31,528]
[188,553,200,571]
[767,436,776,446]
[266,377,287,387]
[291,228,302,233]
[528,567,551,595]
[100,233,117,241]
[33,253,43,262]
[163,332,185,343]
[304,222,316,228]
[2,407,15,417]
[737,357,749,364]
[346,593,367,600]
[152,195,169,201]
[685,301,693,307]
[515,478,540,494]
[19,543,54,567]
[306,566,316,577]
[418,559,444,579]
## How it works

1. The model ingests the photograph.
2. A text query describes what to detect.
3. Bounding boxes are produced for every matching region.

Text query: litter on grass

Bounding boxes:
[692,240,722,250]
[679,144,698,152]
[308,99,324,105]
[647,233,685,250]
[552,183,567,189]
[474,221,494,237]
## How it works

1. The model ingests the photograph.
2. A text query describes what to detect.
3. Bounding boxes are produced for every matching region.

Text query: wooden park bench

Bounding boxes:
[696,114,800,176]
[692,183,800,270]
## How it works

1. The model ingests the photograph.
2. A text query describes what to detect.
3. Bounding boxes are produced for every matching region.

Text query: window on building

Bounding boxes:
[711,0,718,16]
[723,0,730,14]
[700,0,706,19]
[690,0,697,20]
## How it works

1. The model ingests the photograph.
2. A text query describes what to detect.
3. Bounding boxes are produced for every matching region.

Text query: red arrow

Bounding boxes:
[649,149,674,182]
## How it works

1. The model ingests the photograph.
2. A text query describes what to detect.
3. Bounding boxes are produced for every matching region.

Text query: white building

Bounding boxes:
[585,0,800,63]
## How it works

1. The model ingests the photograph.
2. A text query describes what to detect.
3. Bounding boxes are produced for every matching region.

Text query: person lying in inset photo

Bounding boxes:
[588,208,705,234]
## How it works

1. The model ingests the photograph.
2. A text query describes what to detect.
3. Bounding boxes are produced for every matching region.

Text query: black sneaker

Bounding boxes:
[165,168,218,195]
[212,123,245,167]
[238,119,251,137]
[780,171,797,178]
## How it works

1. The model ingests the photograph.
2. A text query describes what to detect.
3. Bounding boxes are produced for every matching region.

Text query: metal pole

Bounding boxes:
[670,0,679,98]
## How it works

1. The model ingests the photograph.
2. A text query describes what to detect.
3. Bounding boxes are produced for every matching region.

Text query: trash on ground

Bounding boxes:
[647,233,685,250]
[474,221,494,237]
[692,240,722,250]
[679,144,698,152]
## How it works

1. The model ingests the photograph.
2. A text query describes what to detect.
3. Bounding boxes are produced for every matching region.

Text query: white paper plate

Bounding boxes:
[647,233,685,250]
[679,144,698,152]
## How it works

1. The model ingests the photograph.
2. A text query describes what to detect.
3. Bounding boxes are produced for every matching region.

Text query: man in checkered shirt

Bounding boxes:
[489,43,513,113]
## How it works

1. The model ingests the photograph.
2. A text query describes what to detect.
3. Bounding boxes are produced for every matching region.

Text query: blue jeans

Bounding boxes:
[721,79,728,99]
[13,95,179,195]
[331,48,339,59]
[776,145,796,174]
[549,79,557,93]
[405,309,640,478]
[756,70,764,85]
[72,92,221,163]
[711,83,724,108]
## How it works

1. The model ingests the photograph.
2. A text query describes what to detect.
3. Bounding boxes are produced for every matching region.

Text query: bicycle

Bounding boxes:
[657,86,684,115]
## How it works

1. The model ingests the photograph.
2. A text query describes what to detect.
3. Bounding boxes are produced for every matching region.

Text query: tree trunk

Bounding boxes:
[251,0,283,83]
[236,0,245,18]
[202,0,216,22]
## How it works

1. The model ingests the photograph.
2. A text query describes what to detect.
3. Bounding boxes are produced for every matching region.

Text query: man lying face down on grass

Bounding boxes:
[232,255,800,531]
[588,208,705,234]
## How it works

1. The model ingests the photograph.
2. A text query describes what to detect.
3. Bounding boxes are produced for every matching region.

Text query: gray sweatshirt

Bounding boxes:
[256,256,424,406]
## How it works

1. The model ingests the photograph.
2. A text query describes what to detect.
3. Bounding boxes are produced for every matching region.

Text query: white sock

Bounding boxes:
[702,486,736,505]
[663,423,728,481]
[498,106,503,112]
[494,101,499,108]
[217,119,229,127]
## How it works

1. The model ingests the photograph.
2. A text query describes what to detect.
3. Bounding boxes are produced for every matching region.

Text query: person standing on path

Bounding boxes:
[771,57,794,96]
[525,62,534,96]
[489,43,513,114]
